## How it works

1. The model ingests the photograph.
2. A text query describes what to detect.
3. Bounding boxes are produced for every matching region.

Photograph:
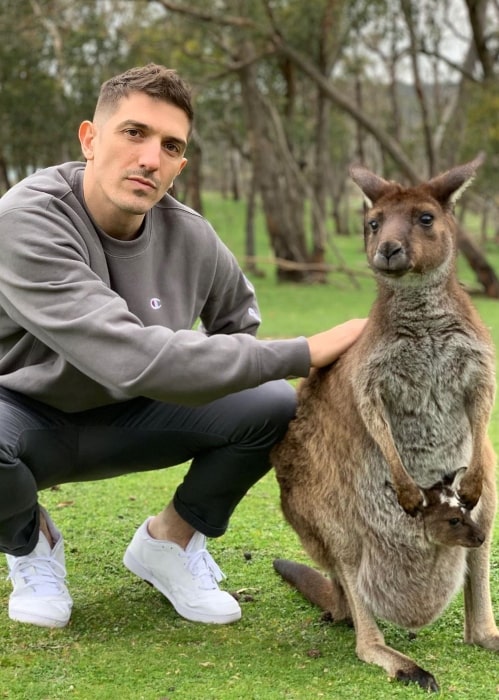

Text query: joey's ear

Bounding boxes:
[447,467,468,490]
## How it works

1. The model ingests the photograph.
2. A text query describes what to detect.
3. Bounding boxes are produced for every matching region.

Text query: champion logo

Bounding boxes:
[150,298,162,310]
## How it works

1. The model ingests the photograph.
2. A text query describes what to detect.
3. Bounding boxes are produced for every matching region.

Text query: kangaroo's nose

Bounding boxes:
[378,240,403,261]
[372,238,408,273]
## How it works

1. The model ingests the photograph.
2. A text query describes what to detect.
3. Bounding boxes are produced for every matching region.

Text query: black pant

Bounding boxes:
[0,381,296,556]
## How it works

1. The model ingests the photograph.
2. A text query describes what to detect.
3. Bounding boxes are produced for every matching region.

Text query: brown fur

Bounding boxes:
[272,156,497,692]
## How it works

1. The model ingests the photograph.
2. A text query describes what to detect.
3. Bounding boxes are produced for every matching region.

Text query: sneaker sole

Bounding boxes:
[9,608,70,628]
[123,549,241,625]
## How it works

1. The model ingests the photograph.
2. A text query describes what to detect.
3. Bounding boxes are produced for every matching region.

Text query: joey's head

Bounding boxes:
[349,155,485,285]
[421,470,485,548]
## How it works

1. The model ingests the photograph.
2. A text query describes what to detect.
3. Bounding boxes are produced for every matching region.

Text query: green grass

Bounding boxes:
[1,193,499,699]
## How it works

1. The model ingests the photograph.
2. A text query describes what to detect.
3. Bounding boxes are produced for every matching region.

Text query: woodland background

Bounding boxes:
[1,0,499,291]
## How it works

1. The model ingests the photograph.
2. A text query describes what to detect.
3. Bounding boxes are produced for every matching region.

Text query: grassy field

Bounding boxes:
[1,193,499,699]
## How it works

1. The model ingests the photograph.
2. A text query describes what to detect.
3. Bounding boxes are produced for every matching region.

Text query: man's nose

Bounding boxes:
[138,139,162,171]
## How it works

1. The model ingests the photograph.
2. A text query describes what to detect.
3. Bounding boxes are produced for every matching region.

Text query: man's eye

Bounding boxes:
[124,128,141,137]
[164,142,180,154]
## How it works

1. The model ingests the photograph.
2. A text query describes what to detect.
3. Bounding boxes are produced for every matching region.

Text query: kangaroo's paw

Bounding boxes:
[396,667,439,692]
[397,483,424,516]
[467,632,499,651]
[457,473,482,510]
[358,640,440,692]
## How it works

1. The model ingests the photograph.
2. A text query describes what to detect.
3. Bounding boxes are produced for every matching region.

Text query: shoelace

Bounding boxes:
[8,555,67,596]
[186,548,226,590]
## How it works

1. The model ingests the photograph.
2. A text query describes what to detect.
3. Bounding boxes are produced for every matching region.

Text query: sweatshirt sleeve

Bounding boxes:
[0,202,311,407]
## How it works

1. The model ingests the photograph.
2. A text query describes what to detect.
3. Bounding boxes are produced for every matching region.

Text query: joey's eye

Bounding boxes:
[419,213,434,227]
[368,219,379,233]
[448,517,461,526]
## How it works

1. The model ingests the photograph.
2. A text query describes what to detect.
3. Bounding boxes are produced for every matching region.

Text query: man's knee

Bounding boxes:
[256,379,297,427]
[229,380,296,446]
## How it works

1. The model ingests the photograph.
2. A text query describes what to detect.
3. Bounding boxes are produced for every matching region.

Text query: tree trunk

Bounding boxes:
[237,42,308,282]
[183,132,203,215]
[229,148,242,201]
[0,153,12,194]
[244,167,264,277]
[457,225,499,298]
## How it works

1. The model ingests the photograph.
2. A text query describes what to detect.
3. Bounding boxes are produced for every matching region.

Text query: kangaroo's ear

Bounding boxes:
[349,165,397,207]
[426,153,485,206]
[447,467,468,490]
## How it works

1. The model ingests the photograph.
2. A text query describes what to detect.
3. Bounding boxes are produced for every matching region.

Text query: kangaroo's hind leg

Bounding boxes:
[463,441,499,649]
[337,562,440,692]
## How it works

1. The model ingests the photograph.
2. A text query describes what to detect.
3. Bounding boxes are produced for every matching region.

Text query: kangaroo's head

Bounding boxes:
[421,469,485,548]
[349,155,484,284]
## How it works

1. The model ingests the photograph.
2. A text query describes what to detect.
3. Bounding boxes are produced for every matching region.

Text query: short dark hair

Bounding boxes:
[94,63,194,130]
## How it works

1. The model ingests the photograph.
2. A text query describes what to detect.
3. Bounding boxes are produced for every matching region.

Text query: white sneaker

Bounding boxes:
[123,518,241,624]
[5,508,72,628]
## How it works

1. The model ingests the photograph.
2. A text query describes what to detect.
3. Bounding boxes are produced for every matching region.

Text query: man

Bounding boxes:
[0,64,366,629]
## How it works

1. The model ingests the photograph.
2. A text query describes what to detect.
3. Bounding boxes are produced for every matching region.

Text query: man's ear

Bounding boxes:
[78,121,96,160]
[169,158,188,189]
[177,157,188,177]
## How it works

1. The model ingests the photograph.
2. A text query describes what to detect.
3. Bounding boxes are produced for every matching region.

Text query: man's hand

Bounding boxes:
[307,318,368,368]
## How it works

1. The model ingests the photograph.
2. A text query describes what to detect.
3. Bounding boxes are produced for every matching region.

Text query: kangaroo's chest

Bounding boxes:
[379,337,472,418]
[360,329,487,483]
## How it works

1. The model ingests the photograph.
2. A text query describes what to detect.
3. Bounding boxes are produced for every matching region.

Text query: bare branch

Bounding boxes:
[418,47,479,82]
[272,35,421,183]
[260,0,281,35]
[150,0,257,29]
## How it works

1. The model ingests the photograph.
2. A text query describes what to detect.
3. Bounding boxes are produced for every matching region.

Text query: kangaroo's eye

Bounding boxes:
[448,517,461,526]
[420,213,434,227]
[368,219,379,233]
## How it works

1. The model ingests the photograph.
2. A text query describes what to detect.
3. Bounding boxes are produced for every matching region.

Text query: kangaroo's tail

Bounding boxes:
[273,558,334,611]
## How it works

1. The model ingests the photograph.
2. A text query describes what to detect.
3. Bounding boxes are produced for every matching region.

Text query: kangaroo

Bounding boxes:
[271,156,498,692]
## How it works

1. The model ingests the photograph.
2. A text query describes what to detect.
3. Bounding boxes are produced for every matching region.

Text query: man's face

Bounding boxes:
[79,91,189,239]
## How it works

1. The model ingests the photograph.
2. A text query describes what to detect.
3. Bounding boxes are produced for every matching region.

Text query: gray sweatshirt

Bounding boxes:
[0,162,310,411]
